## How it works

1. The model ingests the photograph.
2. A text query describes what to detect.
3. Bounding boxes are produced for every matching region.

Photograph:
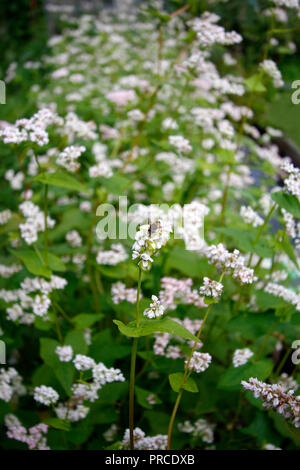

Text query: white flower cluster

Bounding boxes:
[168,135,192,154]
[281,161,300,202]
[0,368,26,402]
[178,201,209,251]
[57,145,86,172]
[5,169,24,190]
[263,443,282,450]
[240,205,264,227]
[159,277,205,311]
[0,108,63,146]
[120,427,168,450]
[205,243,257,284]
[132,220,172,271]
[106,89,136,107]
[178,418,215,443]
[186,352,212,373]
[242,377,300,427]
[155,151,195,185]
[96,243,128,265]
[66,229,82,247]
[260,60,284,88]
[200,277,224,300]
[33,385,59,406]
[4,275,67,324]
[0,264,22,278]
[277,373,298,393]
[272,0,299,9]
[19,201,55,245]
[73,354,96,371]
[154,317,203,358]
[111,282,139,304]
[264,282,300,311]
[0,209,12,225]
[64,112,97,141]
[232,348,253,367]
[143,295,165,319]
[6,416,50,450]
[55,345,73,362]
[189,13,242,47]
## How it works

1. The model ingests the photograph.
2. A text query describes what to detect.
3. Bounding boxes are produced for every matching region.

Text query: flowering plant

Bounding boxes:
[1,0,300,451]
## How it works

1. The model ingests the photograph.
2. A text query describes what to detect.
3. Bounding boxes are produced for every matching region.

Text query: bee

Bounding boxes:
[148,220,161,236]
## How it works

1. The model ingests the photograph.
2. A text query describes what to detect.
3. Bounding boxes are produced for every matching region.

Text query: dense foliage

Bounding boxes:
[1,0,300,451]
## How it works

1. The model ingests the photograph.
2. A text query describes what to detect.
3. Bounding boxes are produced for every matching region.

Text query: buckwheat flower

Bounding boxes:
[89,161,113,178]
[56,403,89,423]
[168,135,192,154]
[96,244,128,265]
[264,443,282,450]
[106,89,136,106]
[178,420,195,433]
[32,294,51,317]
[103,424,118,442]
[132,220,172,271]
[233,265,257,284]
[240,205,264,227]
[0,264,21,278]
[66,230,82,247]
[242,377,300,427]
[100,124,120,140]
[55,345,73,362]
[127,109,144,122]
[233,348,254,367]
[71,383,100,402]
[264,282,300,311]
[111,282,139,304]
[186,352,212,373]
[57,145,86,172]
[73,354,95,371]
[80,200,92,212]
[277,373,298,392]
[143,295,165,319]
[259,59,284,88]
[200,277,224,300]
[271,0,299,9]
[120,428,168,450]
[0,368,26,402]
[193,419,215,443]
[280,161,300,202]
[0,209,12,225]
[92,362,125,386]
[34,385,59,406]
[162,117,178,130]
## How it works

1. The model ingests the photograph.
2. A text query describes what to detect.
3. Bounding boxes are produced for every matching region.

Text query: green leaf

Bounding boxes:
[142,8,171,22]
[40,338,75,394]
[10,249,66,277]
[272,190,300,218]
[64,330,88,355]
[9,249,52,278]
[169,372,198,393]
[245,74,266,92]
[218,360,273,391]
[135,386,162,409]
[73,313,103,329]
[277,231,299,269]
[98,175,130,195]
[35,171,89,193]
[43,418,70,432]
[113,318,201,343]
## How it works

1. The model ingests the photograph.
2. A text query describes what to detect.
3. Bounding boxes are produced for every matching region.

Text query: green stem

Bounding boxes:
[129,337,138,450]
[43,184,49,267]
[167,271,226,449]
[129,267,142,450]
